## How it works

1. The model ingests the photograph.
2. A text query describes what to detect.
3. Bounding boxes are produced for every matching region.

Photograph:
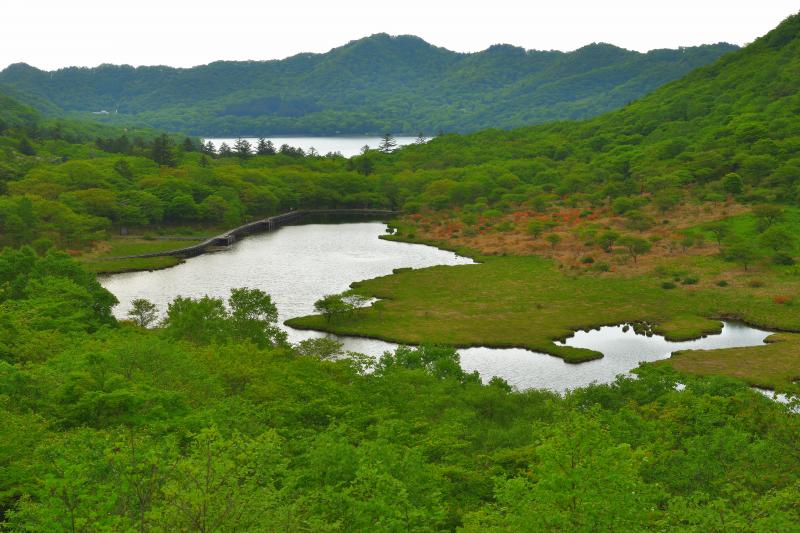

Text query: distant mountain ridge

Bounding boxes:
[0,35,738,136]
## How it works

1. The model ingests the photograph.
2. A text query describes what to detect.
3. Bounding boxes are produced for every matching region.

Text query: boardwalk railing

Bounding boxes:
[112,209,400,259]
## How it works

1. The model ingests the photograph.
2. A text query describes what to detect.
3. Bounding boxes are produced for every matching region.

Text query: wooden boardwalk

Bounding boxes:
[111,209,400,259]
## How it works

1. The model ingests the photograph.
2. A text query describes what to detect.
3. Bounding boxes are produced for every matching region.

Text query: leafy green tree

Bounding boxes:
[706,221,729,250]
[375,345,480,384]
[619,235,651,263]
[545,233,562,250]
[598,230,620,253]
[104,429,177,532]
[228,287,286,347]
[759,225,795,253]
[166,193,200,223]
[623,209,654,231]
[722,172,743,194]
[527,220,546,238]
[753,204,783,232]
[199,194,230,223]
[295,337,344,360]
[116,191,165,226]
[163,295,228,343]
[653,188,682,212]
[314,293,350,322]
[127,298,158,327]
[349,154,375,176]
[724,236,760,270]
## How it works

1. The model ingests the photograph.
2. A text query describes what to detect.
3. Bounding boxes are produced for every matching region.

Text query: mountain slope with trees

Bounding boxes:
[0,35,736,135]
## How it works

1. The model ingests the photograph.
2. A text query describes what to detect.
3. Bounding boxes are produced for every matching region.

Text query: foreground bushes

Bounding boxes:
[1,251,799,531]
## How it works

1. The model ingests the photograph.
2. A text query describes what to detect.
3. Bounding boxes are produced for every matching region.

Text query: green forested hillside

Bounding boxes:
[310,10,796,233]
[0,35,736,135]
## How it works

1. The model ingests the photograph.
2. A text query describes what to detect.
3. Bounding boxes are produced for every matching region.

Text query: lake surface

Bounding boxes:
[202,136,421,158]
[101,222,473,334]
[101,222,773,393]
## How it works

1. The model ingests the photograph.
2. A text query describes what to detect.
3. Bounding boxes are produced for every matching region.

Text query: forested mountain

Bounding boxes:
[372,11,800,208]
[0,35,736,135]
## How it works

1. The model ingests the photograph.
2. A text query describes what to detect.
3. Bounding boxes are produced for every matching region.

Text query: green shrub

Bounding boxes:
[772,252,796,265]
[593,262,610,272]
[661,281,677,289]
[496,221,514,232]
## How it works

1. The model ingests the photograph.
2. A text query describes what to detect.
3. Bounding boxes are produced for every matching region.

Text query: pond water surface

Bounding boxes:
[101,222,773,393]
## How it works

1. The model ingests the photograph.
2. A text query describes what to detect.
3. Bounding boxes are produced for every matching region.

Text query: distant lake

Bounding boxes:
[202,136,422,158]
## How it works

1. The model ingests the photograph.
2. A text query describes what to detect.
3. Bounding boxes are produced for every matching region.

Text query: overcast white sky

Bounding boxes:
[1,1,797,70]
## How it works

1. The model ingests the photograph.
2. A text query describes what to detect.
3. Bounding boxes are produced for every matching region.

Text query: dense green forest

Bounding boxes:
[1,12,800,531]
[0,35,736,135]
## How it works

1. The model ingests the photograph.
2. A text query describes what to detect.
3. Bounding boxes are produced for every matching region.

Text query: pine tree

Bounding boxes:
[233,137,252,159]
[378,133,397,153]
[256,138,276,155]
[218,142,232,157]
[151,134,176,166]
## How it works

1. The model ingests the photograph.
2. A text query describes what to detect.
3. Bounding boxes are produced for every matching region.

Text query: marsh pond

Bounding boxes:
[101,222,772,392]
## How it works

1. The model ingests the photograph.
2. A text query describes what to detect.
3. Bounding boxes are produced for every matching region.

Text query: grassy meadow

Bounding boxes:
[287,251,800,389]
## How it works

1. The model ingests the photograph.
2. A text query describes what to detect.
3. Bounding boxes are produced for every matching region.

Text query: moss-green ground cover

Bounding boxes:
[662,333,800,391]
[287,254,800,367]
[78,238,196,273]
